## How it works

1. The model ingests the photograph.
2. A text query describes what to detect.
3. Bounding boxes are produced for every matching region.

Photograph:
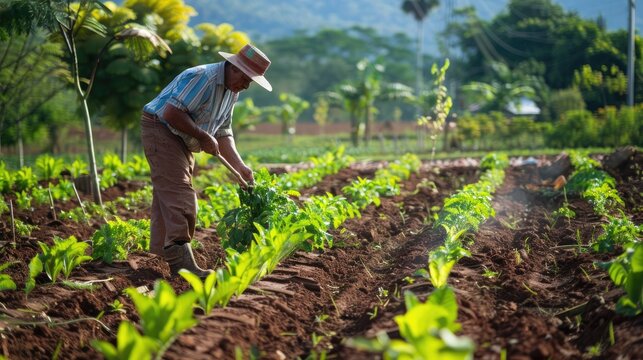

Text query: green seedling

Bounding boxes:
[92,321,158,360]
[481,265,500,279]
[0,261,17,291]
[26,236,92,294]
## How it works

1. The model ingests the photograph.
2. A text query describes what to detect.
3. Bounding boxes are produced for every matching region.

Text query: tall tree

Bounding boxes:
[0,0,170,204]
[461,62,535,113]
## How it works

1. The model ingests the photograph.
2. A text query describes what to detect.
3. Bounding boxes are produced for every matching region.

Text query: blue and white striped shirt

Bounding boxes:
[143,62,238,152]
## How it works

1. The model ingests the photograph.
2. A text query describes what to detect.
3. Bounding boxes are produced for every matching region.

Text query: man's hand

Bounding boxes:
[197,133,220,156]
[238,165,254,186]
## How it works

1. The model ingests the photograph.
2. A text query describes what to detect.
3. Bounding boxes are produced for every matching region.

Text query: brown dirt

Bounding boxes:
[0,153,641,360]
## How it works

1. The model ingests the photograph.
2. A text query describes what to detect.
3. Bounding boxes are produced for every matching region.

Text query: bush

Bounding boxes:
[546,109,600,148]
[549,87,586,122]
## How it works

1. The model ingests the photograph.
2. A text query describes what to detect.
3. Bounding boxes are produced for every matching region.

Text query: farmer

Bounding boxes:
[140,44,272,277]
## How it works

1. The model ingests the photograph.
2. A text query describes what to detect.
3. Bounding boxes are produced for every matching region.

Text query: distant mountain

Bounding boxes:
[185,0,641,56]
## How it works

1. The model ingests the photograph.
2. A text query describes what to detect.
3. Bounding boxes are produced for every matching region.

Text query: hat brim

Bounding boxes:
[219,51,273,92]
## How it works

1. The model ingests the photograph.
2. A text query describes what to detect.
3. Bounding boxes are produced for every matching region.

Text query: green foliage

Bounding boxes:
[593,216,641,253]
[0,262,17,291]
[217,170,300,252]
[479,153,509,171]
[91,218,150,263]
[546,110,600,148]
[14,219,38,237]
[126,280,198,346]
[598,105,642,147]
[602,243,643,316]
[583,183,624,215]
[68,158,90,178]
[548,87,586,121]
[13,167,37,192]
[179,269,219,314]
[34,154,65,181]
[92,321,158,360]
[26,236,92,292]
[0,162,13,194]
[348,288,474,359]
[0,196,8,215]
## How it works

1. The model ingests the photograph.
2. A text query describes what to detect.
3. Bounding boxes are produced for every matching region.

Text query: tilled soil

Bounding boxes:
[0,153,641,360]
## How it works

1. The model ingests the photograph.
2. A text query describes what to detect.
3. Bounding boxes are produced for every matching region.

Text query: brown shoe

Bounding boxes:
[164,243,213,278]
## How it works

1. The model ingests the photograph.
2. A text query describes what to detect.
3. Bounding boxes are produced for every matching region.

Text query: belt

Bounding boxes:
[142,112,171,129]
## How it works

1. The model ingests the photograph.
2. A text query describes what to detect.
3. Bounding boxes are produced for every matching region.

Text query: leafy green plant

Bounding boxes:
[480,153,509,171]
[601,242,643,316]
[91,218,150,263]
[593,216,641,253]
[26,236,92,293]
[348,288,474,359]
[0,197,8,216]
[0,262,17,291]
[14,219,38,237]
[583,182,624,215]
[13,167,38,192]
[15,190,32,210]
[34,154,65,181]
[217,169,300,252]
[0,162,13,194]
[179,269,220,314]
[125,280,198,349]
[342,177,381,209]
[68,158,89,178]
[92,321,158,360]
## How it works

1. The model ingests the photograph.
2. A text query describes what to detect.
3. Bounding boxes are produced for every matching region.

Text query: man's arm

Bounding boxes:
[217,135,254,185]
[162,104,220,155]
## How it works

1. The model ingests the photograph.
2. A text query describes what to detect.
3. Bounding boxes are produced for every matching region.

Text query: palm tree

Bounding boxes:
[0,0,170,204]
[401,0,440,113]
[462,62,536,113]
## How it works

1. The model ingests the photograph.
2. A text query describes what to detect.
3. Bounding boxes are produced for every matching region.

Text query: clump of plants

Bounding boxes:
[91,218,150,263]
[217,169,301,252]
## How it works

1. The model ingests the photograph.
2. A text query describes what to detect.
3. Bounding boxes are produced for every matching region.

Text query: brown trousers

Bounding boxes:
[141,113,197,256]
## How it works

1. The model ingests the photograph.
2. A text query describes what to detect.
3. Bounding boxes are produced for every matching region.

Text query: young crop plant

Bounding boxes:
[13,167,38,192]
[14,219,38,237]
[125,280,198,352]
[583,182,624,215]
[428,226,471,288]
[479,153,509,171]
[348,287,474,359]
[0,161,13,194]
[68,158,89,178]
[91,218,150,263]
[0,262,17,291]
[25,235,92,294]
[342,177,383,209]
[0,197,7,215]
[217,169,301,252]
[15,190,32,210]
[301,193,360,250]
[600,242,643,315]
[593,215,641,253]
[435,188,495,234]
[92,321,158,360]
[34,154,65,181]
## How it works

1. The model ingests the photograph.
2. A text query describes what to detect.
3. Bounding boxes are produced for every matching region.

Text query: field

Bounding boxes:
[0,148,641,359]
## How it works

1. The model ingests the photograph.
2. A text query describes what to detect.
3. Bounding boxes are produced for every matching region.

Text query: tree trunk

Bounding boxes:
[350,113,359,147]
[363,105,372,146]
[17,123,24,168]
[68,25,102,205]
[120,128,128,163]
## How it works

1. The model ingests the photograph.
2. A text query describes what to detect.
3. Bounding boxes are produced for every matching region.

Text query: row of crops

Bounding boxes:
[1,147,639,359]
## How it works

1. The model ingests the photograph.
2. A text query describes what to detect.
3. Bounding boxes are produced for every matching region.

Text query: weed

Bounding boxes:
[481,265,500,279]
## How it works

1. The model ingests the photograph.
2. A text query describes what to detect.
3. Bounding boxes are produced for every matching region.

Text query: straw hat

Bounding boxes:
[219,44,272,92]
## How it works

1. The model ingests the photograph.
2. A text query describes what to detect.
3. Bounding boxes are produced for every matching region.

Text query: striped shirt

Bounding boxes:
[143,62,238,152]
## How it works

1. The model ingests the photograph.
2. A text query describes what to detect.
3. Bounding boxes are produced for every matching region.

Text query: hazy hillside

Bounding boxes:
[185,0,641,56]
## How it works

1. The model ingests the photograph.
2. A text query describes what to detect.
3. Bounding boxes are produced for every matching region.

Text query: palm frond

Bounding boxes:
[116,26,172,60]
